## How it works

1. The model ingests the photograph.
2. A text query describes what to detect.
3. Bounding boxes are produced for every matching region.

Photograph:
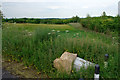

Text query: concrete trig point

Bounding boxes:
[54,52,100,79]
[53,52,95,74]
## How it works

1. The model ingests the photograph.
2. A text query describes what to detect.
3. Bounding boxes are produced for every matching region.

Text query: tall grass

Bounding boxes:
[2,23,118,78]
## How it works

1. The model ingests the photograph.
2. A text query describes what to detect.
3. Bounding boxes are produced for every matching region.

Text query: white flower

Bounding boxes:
[112,37,116,39]
[58,35,60,37]
[29,34,32,36]
[74,34,76,36]
[57,30,60,33]
[52,30,55,32]
[28,32,31,34]
[48,33,51,35]
[25,30,28,32]
[115,42,119,45]
[76,33,79,35]
[66,30,69,33]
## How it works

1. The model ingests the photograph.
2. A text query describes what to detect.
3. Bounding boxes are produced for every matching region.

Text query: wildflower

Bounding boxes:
[25,30,28,32]
[74,34,76,36]
[76,33,79,35]
[23,66,28,70]
[72,70,74,73]
[29,33,32,36]
[37,72,41,74]
[115,43,119,45]
[66,30,69,33]
[8,59,11,62]
[57,30,60,33]
[52,29,55,32]
[48,33,51,35]
[58,35,60,37]
[28,32,31,34]
[112,37,116,39]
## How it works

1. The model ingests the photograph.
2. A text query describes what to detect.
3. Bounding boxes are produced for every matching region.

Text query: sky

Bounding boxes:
[118,1,120,16]
[1,0,120,18]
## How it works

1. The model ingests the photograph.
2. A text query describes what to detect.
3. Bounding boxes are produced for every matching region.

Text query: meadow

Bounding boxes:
[2,23,118,78]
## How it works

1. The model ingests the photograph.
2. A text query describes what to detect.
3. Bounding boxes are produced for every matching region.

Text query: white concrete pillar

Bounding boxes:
[73,57,95,71]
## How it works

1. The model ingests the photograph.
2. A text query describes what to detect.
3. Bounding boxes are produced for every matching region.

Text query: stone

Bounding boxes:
[60,52,77,63]
[73,57,95,71]
[53,52,77,74]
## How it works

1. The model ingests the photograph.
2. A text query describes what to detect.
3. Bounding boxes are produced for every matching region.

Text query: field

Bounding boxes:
[2,23,118,78]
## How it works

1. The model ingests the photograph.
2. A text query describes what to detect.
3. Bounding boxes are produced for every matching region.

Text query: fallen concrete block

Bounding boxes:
[53,52,95,74]
[73,57,95,71]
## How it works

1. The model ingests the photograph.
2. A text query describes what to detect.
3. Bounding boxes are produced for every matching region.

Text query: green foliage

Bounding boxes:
[3,15,80,24]
[71,15,80,23]
[3,18,75,24]
[80,16,118,35]
[3,14,118,36]
[2,23,119,78]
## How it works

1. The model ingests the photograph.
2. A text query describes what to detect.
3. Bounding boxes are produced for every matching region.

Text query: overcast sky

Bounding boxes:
[2,0,120,18]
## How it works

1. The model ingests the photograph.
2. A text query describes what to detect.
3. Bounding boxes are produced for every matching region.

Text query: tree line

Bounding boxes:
[3,16,80,24]
[2,12,119,34]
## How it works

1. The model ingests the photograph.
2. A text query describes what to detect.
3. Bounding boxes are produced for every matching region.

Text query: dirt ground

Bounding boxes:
[2,57,48,79]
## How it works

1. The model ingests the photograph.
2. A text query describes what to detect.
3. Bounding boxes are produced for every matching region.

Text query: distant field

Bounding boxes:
[2,23,118,78]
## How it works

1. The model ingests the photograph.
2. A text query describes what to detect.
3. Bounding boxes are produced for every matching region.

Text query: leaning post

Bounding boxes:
[104,54,109,68]
[94,64,100,80]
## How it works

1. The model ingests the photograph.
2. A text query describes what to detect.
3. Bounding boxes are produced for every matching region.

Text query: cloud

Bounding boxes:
[2,0,119,18]
[3,0,75,2]
[82,6,88,9]
[48,6,61,10]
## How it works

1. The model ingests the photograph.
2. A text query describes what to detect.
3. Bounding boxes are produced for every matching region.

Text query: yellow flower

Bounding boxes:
[8,59,11,62]
[37,72,41,74]
[35,67,38,70]
[72,70,74,73]
[23,66,28,70]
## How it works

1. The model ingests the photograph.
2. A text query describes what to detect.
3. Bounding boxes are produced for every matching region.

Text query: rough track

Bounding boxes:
[2,69,19,79]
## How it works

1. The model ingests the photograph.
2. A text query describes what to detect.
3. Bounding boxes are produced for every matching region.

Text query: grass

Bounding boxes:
[2,23,119,79]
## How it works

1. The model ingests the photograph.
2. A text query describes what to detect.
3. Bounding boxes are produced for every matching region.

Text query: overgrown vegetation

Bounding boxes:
[2,23,118,78]
[80,13,119,35]
[3,12,119,35]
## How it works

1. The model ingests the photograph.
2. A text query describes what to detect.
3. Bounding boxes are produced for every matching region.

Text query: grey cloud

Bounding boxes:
[2,1,119,18]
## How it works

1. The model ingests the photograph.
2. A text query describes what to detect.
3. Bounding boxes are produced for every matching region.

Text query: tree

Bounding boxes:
[86,14,91,18]
[0,6,4,28]
[116,14,120,18]
[72,15,80,23]
[102,11,107,17]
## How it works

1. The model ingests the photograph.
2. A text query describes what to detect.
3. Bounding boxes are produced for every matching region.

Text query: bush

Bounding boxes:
[80,17,118,34]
